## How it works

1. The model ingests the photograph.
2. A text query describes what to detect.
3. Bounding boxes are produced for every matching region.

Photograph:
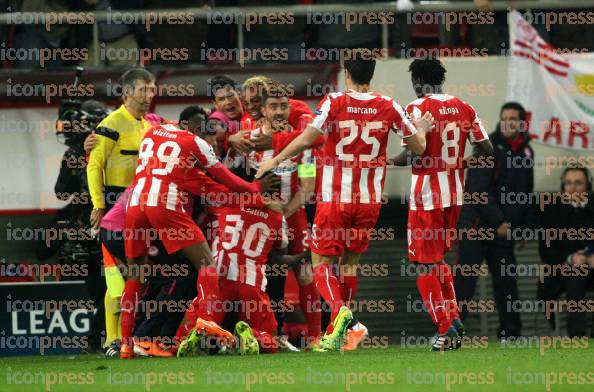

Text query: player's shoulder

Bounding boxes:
[289,98,312,112]
[368,93,403,108]
[426,94,473,109]
[323,91,345,104]
[373,93,397,105]
[150,123,187,137]
[403,97,428,120]
[314,92,344,116]
[406,96,428,109]
[328,91,345,99]
[440,94,478,119]
[455,97,478,114]
[408,94,455,110]
[153,124,200,146]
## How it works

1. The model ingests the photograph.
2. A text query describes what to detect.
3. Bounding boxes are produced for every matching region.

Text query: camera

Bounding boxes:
[55,67,111,150]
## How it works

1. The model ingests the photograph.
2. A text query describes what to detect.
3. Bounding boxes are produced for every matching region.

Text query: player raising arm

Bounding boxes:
[256,56,433,352]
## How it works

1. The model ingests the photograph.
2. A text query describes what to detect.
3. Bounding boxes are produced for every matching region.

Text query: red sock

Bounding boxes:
[436,263,460,321]
[313,264,343,322]
[174,320,192,345]
[196,265,219,321]
[120,279,142,345]
[175,297,200,343]
[252,329,277,354]
[298,282,322,342]
[340,275,358,306]
[416,266,451,335]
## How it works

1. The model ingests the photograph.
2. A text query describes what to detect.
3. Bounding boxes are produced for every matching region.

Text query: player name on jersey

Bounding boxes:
[311,90,417,204]
[347,106,378,114]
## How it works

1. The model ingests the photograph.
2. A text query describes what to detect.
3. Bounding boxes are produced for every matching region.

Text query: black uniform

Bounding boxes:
[455,129,534,338]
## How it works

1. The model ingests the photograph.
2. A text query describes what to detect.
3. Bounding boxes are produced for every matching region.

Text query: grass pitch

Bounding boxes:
[1,343,593,392]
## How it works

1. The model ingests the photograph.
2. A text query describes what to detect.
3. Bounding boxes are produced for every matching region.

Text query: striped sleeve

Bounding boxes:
[309,95,333,133]
[193,136,220,168]
[468,104,489,143]
[392,100,417,139]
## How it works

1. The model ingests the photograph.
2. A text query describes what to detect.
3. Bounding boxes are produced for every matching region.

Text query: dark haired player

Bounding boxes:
[121,115,279,357]
[394,58,493,350]
[247,84,321,348]
[257,57,432,351]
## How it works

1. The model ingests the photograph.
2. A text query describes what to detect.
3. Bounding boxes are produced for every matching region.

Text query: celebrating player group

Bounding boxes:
[114,57,494,359]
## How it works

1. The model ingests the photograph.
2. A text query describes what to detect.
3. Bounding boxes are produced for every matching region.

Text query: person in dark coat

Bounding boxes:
[537,166,594,337]
[455,102,534,340]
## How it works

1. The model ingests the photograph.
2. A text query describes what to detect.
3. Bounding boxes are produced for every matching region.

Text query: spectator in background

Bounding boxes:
[390,0,412,58]
[455,102,534,340]
[313,0,381,56]
[144,0,213,64]
[82,0,153,67]
[468,0,508,55]
[432,0,507,55]
[549,10,594,52]
[537,166,594,337]
[238,0,307,63]
[13,0,96,68]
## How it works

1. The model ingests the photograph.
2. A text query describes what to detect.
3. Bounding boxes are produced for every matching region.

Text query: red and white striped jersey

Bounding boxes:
[405,94,489,211]
[310,89,417,204]
[213,206,287,292]
[248,127,314,204]
[128,123,219,212]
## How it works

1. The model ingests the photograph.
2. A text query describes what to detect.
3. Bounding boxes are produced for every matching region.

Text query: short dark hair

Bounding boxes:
[408,59,446,87]
[178,105,207,124]
[208,75,236,99]
[344,58,376,85]
[119,68,155,95]
[499,101,526,122]
[261,81,290,104]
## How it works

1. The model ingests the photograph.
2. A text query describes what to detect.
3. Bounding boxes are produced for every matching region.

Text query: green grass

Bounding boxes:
[1,343,594,392]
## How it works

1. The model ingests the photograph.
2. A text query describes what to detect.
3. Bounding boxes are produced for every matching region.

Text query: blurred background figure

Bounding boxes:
[455,102,534,340]
[537,166,594,337]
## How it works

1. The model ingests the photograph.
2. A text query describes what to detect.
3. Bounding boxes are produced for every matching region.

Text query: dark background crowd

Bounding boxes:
[0,0,593,69]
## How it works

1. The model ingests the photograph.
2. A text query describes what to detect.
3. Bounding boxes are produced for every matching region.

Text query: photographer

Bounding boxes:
[455,102,534,340]
[38,99,109,261]
[537,166,594,337]
[37,99,111,352]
